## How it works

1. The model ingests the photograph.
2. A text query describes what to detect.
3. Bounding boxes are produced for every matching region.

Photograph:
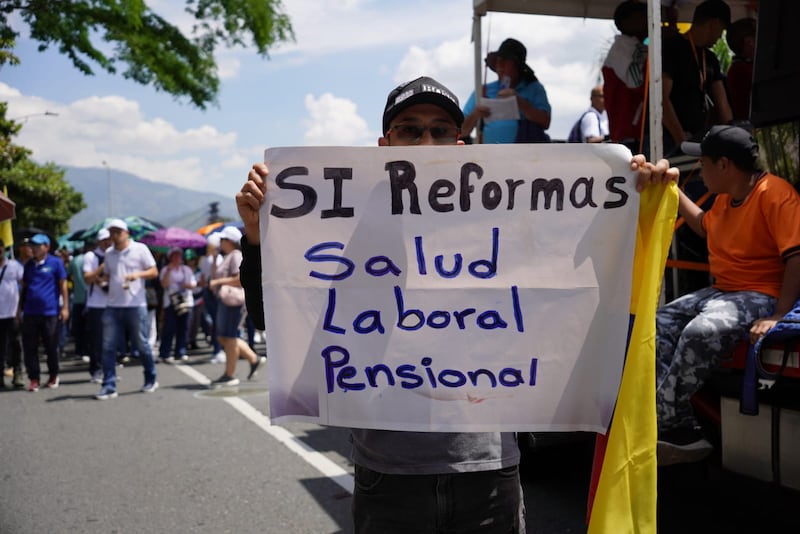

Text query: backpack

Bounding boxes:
[567,110,601,143]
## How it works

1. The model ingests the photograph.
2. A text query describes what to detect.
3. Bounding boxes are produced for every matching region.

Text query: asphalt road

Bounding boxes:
[2,340,798,533]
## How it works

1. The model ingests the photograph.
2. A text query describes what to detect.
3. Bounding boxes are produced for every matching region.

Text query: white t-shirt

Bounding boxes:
[580,107,609,142]
[199,253,222,286]
[159,264,196,308]
[83,249,109,309]
[0,259,24,319]
[104,241,157,308]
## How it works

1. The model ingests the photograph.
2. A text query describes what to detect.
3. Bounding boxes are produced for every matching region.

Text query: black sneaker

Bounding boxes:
[248,356,267,380]
[657,426,713,466]
[210,374,240,387]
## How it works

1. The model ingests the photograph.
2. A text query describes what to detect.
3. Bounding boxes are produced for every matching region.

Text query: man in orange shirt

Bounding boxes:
[655,126,800,465]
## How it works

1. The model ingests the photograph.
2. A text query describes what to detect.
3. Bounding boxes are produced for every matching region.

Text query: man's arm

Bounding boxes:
[709,79,733,125]
[59,278,69,322]
[677,188,707,238]
[237,163,269,331]
[662,75,688,144]
[510,90,551,129]
[749,254,800,343]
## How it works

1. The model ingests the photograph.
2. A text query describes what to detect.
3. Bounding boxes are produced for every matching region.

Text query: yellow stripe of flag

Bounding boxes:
[0,185,14,247]
[587,182,678,533]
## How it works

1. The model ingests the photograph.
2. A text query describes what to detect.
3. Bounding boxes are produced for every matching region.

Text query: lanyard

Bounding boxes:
[687,33,706,91]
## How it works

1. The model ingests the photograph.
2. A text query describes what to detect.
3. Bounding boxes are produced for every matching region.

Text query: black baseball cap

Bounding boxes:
[382,76,464,134]
[681,125,760,169]
[693,0,731,27]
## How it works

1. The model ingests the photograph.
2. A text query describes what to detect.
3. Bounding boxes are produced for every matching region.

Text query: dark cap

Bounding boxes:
[485,38,536,79]
[681,125,759,169]
[693,0,731,27]
[382,76,464,134]
[613,0,647,32]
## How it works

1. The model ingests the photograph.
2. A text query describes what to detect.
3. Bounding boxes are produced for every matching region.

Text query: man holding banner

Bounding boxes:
[236,76,677,533]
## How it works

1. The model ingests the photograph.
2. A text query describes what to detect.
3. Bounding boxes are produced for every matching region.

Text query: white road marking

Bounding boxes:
[175,364,354,494]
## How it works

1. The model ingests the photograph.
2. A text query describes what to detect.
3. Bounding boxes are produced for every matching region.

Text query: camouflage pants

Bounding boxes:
[655,286,776,431]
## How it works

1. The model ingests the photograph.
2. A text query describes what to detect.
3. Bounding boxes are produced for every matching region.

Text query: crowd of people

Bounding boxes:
[461,0,755,157]
[0,219,266,397]
[3,1,798,531]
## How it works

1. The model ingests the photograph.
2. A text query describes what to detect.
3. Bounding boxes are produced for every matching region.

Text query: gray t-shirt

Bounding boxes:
[350,429,520,475]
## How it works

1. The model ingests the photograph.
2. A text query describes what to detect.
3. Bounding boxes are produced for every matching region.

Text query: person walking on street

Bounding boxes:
[82,229,112,383]
[67,243,90,360]
[19,234,69,391]
[0,238,25,389]
[200,234,224,362]
[208,226,265,387]
[95,219,159,400]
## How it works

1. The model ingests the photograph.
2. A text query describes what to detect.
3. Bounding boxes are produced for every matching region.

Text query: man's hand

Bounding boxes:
[236,163,269,244]
[750,316,779,345]
[631,155,679,192]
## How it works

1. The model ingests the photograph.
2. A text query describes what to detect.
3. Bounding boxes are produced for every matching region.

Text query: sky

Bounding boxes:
[2,0,618,200]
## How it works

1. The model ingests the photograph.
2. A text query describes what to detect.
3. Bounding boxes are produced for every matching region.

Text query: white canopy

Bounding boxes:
[471,0,759,159]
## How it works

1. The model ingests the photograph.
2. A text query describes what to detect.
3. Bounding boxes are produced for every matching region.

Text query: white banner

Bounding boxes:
[260,143,638,433]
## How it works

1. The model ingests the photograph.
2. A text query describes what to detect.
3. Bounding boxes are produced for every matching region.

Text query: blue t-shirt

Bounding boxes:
[463,78,551,143]
[22,254,67,316]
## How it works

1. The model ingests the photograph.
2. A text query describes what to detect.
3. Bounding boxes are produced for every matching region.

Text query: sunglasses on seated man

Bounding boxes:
[387,123,460,145]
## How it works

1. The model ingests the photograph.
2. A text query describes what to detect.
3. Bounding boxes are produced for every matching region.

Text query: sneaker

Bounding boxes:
[657,426,714,466]
[27,379,40,392]
[248,356,267,380]
[95,386,118,400]
[179,354,189,362]
[208,350,226,364]
[45,376,60,389]
[12,372,25,388]
[141,381,159,393]
[161,356,175,364]
[90,371,103,384]
[210,374,239,387]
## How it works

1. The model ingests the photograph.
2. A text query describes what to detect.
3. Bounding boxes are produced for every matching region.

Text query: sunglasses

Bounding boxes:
[388,124,460,145]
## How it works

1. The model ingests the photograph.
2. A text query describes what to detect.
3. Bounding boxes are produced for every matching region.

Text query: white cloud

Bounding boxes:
[1,82,241,193]
[303,93,375,146]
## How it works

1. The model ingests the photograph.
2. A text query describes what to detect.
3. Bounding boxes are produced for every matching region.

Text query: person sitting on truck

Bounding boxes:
[655,125,800,465]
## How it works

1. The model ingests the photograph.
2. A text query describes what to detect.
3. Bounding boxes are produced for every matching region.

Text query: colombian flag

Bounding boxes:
[586,182,678,533]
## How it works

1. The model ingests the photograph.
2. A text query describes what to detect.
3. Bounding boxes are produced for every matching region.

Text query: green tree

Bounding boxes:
[1,104,85,236]
[0,0,294,109]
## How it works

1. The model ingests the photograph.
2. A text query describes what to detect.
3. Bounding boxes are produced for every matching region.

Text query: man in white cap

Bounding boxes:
[82,228,112,383]
[94,218,159,399]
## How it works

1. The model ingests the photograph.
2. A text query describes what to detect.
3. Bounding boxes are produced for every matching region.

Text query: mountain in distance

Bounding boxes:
[64,166,240,233]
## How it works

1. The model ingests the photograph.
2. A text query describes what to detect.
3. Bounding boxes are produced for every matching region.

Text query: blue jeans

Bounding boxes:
[352,465,525,533]
[101,306,156,389]
[159,305,190,359]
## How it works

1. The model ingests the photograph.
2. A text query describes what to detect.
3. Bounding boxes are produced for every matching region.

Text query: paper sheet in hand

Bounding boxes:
[260,143,639,432]
[480,96,519,122]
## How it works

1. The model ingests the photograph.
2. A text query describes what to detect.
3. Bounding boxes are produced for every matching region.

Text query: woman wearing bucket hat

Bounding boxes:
[158,246,196,363]
[461,37,552,144]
